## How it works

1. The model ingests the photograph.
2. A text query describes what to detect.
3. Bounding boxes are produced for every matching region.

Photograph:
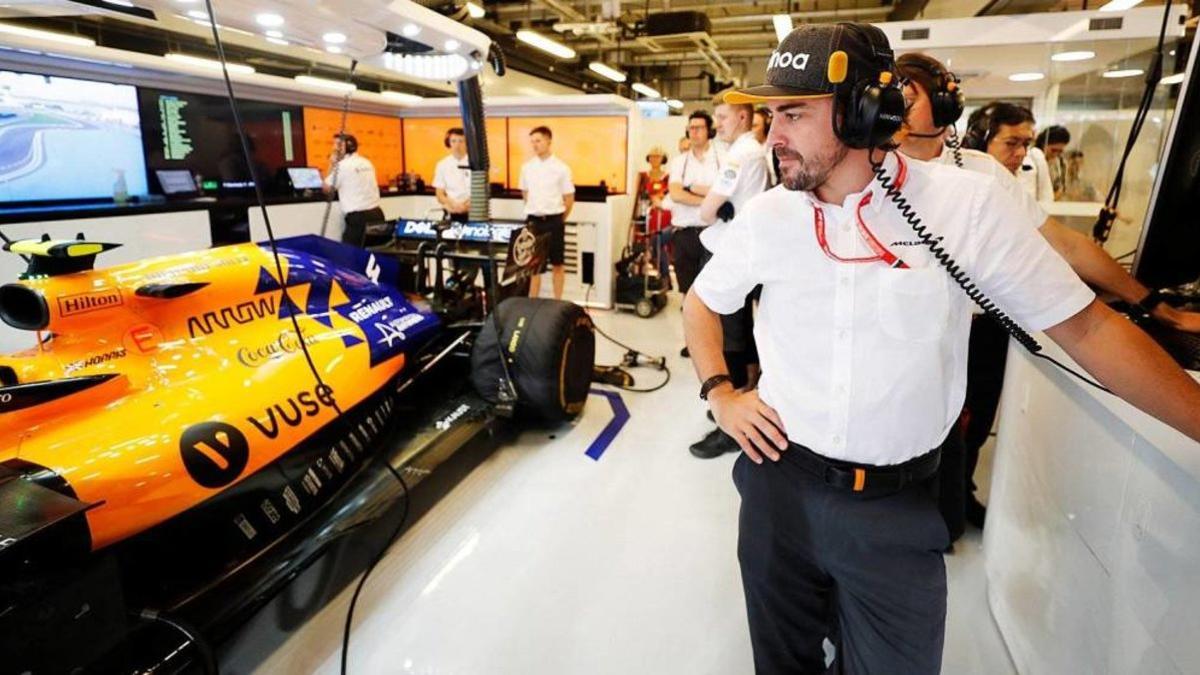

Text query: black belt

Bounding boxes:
[527,213,563,220]
[786,443,941,496]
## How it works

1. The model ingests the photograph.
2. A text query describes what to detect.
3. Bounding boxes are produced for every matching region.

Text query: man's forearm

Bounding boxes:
[1047,300,1200,441]
[1041,218,1147,303]
[669,184,705,206]
[699,191,727,225]
[683,290,729,383]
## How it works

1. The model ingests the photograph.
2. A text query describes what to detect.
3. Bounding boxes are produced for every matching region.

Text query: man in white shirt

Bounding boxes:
[685,24,1200,674]
[519,126,575,299]
[962,102,1054,203]
[896,51,1200,537]
[666,111,720,302]
[685,97,770,459]
[323,133,384,246]
[433,127,471,223]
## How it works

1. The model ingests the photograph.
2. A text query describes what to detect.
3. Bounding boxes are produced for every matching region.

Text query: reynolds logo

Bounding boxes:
[58,289,122,317]
[769,51,810,71]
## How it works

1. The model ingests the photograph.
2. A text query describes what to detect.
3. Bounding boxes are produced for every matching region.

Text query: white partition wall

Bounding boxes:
[985,341,1200,674]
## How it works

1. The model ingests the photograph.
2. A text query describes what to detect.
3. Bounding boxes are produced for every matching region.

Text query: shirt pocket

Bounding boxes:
[876,267,950,342]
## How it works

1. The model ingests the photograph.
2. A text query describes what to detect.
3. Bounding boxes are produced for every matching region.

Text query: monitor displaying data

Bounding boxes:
[0,70,149,203]
[286,166,323,190]
[139,88,306,193]
[155,169,197,195]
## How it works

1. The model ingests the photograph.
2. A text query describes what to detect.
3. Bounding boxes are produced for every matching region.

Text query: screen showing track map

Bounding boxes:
[0,70,148,202]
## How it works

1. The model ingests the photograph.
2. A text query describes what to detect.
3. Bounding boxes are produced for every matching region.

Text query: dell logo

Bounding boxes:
[769,51,810,71]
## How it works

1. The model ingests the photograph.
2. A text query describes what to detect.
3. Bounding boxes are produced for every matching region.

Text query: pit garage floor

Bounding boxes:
[220,297,1017,675]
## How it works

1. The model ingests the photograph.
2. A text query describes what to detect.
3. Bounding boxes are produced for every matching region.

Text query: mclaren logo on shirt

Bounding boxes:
[768,51,810,71]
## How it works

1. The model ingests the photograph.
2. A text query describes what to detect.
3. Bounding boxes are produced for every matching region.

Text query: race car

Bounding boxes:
[0,233,594,672]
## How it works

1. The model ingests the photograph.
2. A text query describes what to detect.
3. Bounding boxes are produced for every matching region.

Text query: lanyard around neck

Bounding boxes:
[812,155,910,269]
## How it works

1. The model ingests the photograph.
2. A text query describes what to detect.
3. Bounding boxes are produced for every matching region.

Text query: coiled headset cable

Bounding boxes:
[870,153,1112,395]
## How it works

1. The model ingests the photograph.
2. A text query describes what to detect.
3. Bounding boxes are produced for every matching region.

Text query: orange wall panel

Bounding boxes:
[401,117,508,188]
[507,116,628,193]
[303,108,403,186]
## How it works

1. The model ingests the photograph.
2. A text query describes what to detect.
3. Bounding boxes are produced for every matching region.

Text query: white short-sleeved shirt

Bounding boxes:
[667,147,721,227]
[519,154,574,216]
[1017,146,1054,205]
[928,146,1047,231]
[326,153,381,214]
[692,152,1094,465]
[701,131,769,251]
[433,153,471,203]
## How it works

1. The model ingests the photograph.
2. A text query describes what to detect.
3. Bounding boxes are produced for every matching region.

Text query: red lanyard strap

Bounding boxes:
[812,156,910,269]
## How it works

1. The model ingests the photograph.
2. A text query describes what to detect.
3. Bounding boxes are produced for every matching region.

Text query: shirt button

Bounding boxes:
[839,277,850,287]
[836,384,847,395]
[832,435,843,445]
[837,330,848,341]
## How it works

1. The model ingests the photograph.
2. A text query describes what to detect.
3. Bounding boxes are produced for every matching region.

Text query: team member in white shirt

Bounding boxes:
[961,102,1055,203]
[896,52,1200,537]
[666,111,720,302]
[685,24,1200,674]
[324,133,383,246]
[433,127,471,223]
[518,126,575,300]
[684,97,771,459]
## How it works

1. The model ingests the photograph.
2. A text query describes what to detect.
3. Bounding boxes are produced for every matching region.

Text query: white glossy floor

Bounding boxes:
[228,300,1017,675]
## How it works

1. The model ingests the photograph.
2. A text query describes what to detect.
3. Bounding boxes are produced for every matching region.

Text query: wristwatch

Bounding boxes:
[1135,289,1167,316]
[699,374,733,401]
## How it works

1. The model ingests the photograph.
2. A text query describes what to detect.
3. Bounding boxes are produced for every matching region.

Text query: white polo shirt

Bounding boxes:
[519,154,574,216]
[692,152,1094,465]
[1017,146,1054,205]
[927,146,1047,231]
[325,153,381,214]
[667,146,720,227]
[701,131,768,251]
[433,153,471,203]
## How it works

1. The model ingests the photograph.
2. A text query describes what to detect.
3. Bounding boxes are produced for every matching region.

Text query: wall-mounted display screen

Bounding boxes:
[303,108,402,187]
[401,116,509,189]
[507,116,628,193]
[0,70,149,203]
[138,87,305,193]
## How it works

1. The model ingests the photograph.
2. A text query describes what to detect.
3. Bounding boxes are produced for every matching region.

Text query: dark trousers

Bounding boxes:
[342,206,387,246]
[671,226,705,295]
[963,315,1010,487]
[734,447,949,675]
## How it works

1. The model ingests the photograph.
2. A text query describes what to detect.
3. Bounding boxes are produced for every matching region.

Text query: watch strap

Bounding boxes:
[699,374,733,401]
[1136,289,1167,315]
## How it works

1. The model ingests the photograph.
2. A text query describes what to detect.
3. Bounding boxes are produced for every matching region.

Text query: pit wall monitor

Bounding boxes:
[302,108,403,188]
[0,69,149,203]
[138,87,306,194]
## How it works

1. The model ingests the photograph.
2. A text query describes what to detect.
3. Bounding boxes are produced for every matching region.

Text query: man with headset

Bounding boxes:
[667,111,721,301]
[895,52,1200,536]
[684,23,1200,673]
[433,127,471,223]
[964,102,1053,203]
[324,133,384,246]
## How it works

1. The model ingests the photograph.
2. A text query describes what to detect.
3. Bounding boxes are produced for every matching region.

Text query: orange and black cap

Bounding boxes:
[724,23,892,104]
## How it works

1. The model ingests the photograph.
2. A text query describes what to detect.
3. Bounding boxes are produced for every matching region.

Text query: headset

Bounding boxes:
[335,132,358,155]
[897,57,965,130]
[444,127,465,149]
[828,22,907,150]
[688,110,717,139]
[960,103,999,151]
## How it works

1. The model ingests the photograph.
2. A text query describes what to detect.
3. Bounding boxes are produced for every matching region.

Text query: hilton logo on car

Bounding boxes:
[58,289,122,317]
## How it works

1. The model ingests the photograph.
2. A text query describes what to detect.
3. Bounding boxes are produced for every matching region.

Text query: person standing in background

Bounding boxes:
[519,126,575,300]
[752,107,780,186]
[639,146,672,287]
[324,133,384,246]
[433,127,471,222]
[687,95,770,459]
[1036,125,1071,200]
[963,102,1053,203]
[666,111,720,357]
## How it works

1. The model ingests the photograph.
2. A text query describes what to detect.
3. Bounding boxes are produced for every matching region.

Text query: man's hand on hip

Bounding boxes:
[710,387,788,464]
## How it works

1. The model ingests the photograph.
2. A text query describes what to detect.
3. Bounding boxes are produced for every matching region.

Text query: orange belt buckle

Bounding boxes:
[853,468,866,492]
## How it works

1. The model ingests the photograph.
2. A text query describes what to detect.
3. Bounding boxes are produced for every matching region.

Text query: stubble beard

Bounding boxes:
[777,144,850,192]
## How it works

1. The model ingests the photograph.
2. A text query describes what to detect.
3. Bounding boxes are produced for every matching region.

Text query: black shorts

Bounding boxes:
[527,213,566,266]
[447,210,469,223]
